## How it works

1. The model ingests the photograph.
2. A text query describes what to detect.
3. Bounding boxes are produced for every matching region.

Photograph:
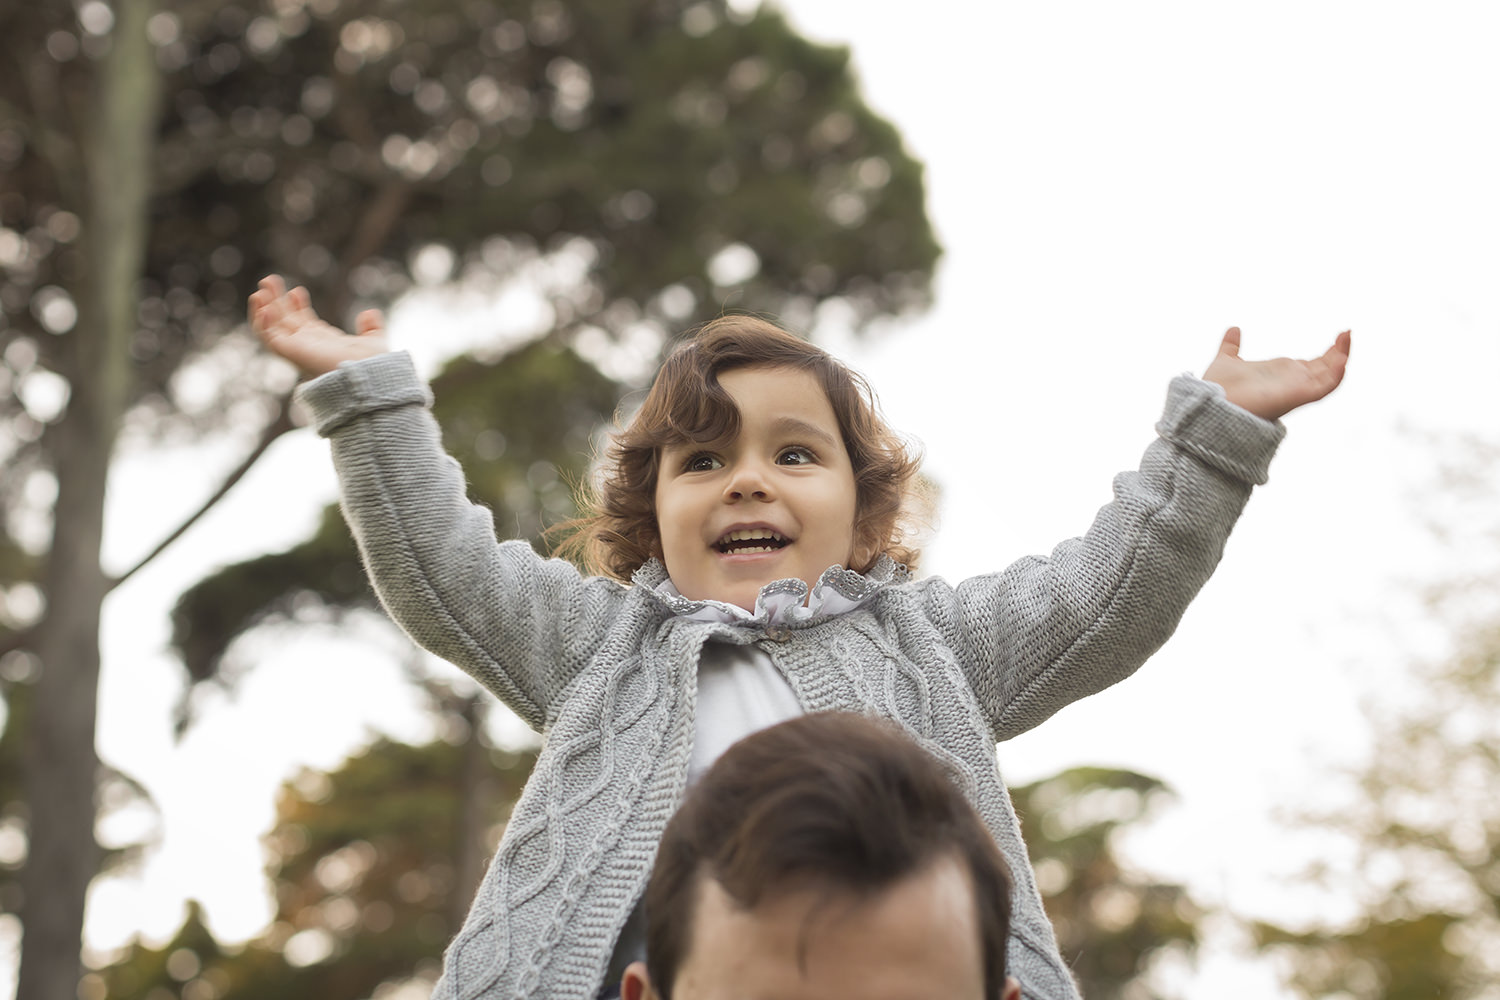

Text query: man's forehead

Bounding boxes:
[674,859,985,1000]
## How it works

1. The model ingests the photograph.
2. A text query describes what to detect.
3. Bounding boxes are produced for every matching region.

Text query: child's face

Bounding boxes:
[655,365,859,612]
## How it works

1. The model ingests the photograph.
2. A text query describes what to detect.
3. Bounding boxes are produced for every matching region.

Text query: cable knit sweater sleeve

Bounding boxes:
[942,375,1285,742]
[297,351,625,731]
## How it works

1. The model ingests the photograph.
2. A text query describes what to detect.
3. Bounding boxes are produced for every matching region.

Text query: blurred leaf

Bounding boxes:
[1254,913,1468,1000]
[1254,443,1500,998]
[97,723,537,1000]
[2,0,939,465]
[1012,767,1202,999]
[170,504,369,690]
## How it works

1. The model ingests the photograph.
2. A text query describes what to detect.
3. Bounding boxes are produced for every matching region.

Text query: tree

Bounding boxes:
[93,717,539,1000]
[1253,446,1500,998]
[1252,628,1500,999]
[0,2,162,996]
[1252,636,1500,996]
[92,750,1203,999]
[1012,767,1203,1000]
[1,0,939,991]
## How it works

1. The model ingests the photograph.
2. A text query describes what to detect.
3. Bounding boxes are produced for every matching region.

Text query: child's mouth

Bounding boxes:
[715,529,790,555]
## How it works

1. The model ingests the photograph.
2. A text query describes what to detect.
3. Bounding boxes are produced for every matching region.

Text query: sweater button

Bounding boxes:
[764,626,791,642]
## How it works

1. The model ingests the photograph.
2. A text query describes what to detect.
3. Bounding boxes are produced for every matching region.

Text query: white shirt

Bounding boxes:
[602,572,876,990]
[649,572,876,780]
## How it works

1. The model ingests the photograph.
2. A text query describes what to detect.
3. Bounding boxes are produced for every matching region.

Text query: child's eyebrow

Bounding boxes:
[768,416,841,451]
[658,416,841,455]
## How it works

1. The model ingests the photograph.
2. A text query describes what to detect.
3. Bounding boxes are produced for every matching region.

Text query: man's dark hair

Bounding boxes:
[643,711,1013,998]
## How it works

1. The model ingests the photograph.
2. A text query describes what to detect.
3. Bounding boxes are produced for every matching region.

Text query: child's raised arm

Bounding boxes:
[933,327,1351,742]
[1203,327,1351,420]
[248,273,389,377]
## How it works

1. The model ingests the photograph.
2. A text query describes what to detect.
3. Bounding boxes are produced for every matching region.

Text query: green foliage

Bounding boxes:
[1253,449,1500,998]
[98,726,538,1000]
[101,750,1200,999]
[429,337,622,543]
[170,505,367,690]
[1255,913,1468,1000]
[1253,621,1500,997]
[85,901,227,1000]
[1,0,938,466]
[1012,767,1202,999]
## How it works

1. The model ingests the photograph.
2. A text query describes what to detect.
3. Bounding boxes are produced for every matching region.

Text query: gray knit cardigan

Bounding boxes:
[299,352,1284,1000]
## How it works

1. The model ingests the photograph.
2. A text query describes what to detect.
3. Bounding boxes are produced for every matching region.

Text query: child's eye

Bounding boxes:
[777,447,815,466]
[685,453,723,472]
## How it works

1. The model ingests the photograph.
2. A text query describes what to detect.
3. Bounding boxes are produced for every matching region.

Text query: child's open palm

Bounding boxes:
[248,274,388,377]
[1202,327,1351,421]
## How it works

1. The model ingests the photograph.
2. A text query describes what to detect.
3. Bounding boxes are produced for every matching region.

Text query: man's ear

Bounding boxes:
[621,961,659,1000]
[1001,975,1021,1000]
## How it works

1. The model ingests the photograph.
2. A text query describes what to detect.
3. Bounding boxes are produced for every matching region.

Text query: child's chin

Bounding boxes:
[724,587,761,613]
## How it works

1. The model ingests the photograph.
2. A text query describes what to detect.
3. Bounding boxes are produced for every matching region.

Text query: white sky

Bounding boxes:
[8,2,1498,997]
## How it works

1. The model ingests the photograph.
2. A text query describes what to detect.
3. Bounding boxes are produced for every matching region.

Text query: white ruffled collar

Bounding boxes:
[634,556,906,626]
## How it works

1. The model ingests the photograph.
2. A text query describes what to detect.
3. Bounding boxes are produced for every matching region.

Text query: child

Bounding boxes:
[249,274,1348,1000]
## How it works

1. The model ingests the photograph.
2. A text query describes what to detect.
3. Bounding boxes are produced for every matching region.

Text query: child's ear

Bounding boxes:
[621,961,659,1000]
[850,521,881,572]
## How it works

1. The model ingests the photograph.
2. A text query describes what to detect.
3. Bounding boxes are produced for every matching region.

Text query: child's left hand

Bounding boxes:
[1202,327,1351,421]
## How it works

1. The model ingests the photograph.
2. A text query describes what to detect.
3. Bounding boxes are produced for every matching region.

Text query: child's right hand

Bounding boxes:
[1201,327,1351,421]
[248,274,388,378]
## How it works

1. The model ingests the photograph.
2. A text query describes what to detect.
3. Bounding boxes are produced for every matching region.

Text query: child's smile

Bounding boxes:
[655,365,860,612]
[714,525,790,556]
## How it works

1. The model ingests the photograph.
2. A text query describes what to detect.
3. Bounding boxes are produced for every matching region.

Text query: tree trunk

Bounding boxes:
[17,3,160,997]
[451,695,490,933]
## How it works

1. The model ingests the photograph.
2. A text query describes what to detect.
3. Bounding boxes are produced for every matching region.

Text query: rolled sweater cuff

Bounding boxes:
[296,351,433,437]
[1156,374,1285,485]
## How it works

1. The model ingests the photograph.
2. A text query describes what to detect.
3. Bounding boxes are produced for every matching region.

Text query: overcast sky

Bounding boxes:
[16,3,1497,998]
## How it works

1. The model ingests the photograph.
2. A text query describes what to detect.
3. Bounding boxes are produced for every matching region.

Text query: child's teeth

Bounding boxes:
[717,529,788,553]
[724,529,783,542]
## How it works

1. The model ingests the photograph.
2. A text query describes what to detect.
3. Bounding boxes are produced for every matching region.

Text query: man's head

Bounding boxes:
[622,712,1021,1000]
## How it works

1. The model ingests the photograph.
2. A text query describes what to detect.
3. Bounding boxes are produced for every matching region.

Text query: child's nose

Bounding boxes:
[723,461,774,502]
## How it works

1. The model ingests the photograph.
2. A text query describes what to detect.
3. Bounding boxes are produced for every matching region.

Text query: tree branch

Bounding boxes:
[112,169,412,596]
[107,391,297,592]
[8,34,86,210]
[326,178,413,316]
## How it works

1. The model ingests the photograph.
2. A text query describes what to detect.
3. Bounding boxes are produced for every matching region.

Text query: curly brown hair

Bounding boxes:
[559,315,925,582]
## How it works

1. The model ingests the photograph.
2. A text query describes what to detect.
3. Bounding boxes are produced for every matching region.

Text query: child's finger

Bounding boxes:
[1331,329,1351,360]
[1313,333,1350,374]
[259,288,291,331]
[249,290,280,335]
[253,277,290,323]
[356,309,385,337]
[280,286,322,332]
[1218,326,1241,358]
[1301,346,1349,400]
[1305,331,1349,366]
